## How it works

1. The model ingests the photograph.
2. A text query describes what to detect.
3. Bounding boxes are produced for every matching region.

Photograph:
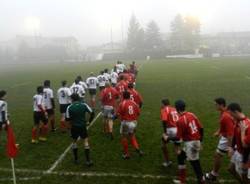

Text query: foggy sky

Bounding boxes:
[1,0,250,47]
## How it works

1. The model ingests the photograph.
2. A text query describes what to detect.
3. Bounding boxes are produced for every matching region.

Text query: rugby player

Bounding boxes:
[97,71,106,91]
[205,98,235,181]
[227,103,250,184]
[66,93,95,166]
[57,80,72,132]
[117,91,143,159]
[116,75,128,97]
[103,68,111,82]
[0,90,8,132]
[43,80,56,132]
[110,66,119,87]
[173,100,205,184]
[70,78,85,100]
[86,72,99,109]
[32,86,48,143]
[116,61,126,74]
[100,82,119,140]
[127,83,143,108]
[160,99,179,167]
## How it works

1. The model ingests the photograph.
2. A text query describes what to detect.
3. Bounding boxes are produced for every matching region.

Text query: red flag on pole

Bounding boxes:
[6,124,18,158]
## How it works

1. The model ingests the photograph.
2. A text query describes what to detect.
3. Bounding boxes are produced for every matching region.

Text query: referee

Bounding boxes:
[66,93,95,166]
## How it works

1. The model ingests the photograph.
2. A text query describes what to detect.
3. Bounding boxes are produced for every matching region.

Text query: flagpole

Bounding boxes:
[11,158,17,184]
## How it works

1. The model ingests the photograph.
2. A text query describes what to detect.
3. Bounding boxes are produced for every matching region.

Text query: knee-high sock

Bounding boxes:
[84,146,90,162]
[50,118,55,129]
[177,150,187,183]
[121,137,129,155]
[72,143,78,161]
[60,120,66,130]
[41,124,48,137]
[190,160,205,184]
[32,128,37,140]
[130,135,139,150]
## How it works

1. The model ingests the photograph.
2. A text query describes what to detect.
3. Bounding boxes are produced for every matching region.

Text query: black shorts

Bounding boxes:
[89,89,97,96]
[60,104,70,114]
[99,86,105,91]
[71,126,88,140]
[46,109,54,116]
[33,111,48,125]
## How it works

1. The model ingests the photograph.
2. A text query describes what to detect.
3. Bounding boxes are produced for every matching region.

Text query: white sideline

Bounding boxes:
[0,167,236,183]
[46,112,102,173]
[0,176,41,181]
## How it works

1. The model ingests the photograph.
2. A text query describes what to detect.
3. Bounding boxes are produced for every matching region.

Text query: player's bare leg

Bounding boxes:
[205,152,223,181]
[90,95,96,109]
[60,114,67,133]
[108,119,114,140]
[71,139,78,164]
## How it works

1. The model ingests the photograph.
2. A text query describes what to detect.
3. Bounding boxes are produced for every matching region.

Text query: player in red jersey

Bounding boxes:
[173,100,205,184]
[160,99,179,167]
[205,98,235,182]
[129,61,138,78]
[116,75,128,97]
[100,82,119,140]
[126,72,136,85]
[227,103,250,184]
[127,83,143,108]
[116,91,143,159]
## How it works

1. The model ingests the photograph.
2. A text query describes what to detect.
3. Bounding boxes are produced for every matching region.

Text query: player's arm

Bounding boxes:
[65,106,71,122]
[224,116,234,147]
[85,104,95,123]
[240,123,250,148]
[195,116,204,142]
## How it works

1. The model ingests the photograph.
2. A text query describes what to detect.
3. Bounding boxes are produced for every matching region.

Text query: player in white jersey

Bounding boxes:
[43,80,56,132]
[116,61,126,74]
[0,90,8,131]
[103,69,111,82]
[110,66,119,87]
[86,72,99,108]
[57,80,72,132]
[77,76,88,91]
[32,86,48,143]
[97,71,106,91]
[70,79,85,99]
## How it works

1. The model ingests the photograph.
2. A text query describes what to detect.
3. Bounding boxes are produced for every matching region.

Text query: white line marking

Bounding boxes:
[0,177,41,181]
[46,112,102,173]
[10,82,31,89]
[0,167,236,183]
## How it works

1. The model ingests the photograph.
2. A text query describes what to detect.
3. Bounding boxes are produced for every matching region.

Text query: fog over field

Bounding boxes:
[1,0,250,46]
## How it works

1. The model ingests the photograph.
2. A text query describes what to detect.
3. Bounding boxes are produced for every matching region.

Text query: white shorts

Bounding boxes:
[184,140,201,161]
[166,127,177,139]
[102,106,114,119]
[120,121,137,134]
[231,151,243,175]
[216,136,229,155]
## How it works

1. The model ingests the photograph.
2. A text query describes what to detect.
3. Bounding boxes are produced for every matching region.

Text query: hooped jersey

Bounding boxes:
[57,87,72,105]
[43,88,54,110]
[86,77,98,89]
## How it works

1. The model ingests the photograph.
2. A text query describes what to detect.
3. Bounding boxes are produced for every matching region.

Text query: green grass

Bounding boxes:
[1,57,250,184]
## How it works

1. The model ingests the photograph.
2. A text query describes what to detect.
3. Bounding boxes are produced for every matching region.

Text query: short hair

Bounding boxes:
[123,91,130,99]
[215,97,226,107]
[104,68,108,73]
[71,93,80,102]
[75,78,80,84]
[175,100,186,112]
[37,86,44,94]
[62,80,67,86]
[44,80,50,87]
[0,90,7,98]
[76,76,82,81]
[162,99,170,106]
[100,71,104,75]
[128,83,134,89]
[227,103,242,112]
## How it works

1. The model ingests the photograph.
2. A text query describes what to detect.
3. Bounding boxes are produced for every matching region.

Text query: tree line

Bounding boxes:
[127,14,201,55]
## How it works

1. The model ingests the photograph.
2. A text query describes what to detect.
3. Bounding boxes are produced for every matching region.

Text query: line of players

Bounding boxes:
[31,60,144,162]
[160,98,250,184]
